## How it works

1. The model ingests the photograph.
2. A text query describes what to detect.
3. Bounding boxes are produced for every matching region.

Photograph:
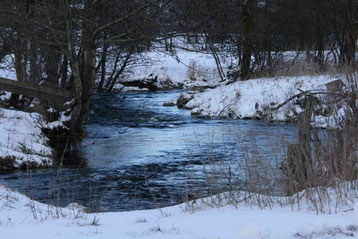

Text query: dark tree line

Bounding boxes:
[172,0,358,79]
[0,0,357,136]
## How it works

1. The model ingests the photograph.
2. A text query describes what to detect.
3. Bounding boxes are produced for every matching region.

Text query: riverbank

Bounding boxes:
[175,74,347,128]
[0,183,357,239]
[106,38,234,92]
[0,108,54,171]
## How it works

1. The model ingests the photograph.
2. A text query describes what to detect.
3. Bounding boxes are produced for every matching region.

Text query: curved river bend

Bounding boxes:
[0,90,296,212]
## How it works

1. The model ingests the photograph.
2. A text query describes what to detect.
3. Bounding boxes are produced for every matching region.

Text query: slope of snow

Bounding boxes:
[0,184,357,239]
[185,75,341,123]
[0,108,53,169]
[119,50,230,90]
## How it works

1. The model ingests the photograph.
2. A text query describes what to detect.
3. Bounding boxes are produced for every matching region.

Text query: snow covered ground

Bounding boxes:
[0,183,357,239]
[108,37,238,91]
[0,108,53,170]
[180,74,344,126]
[115,38,339,92]
[0,45,229,92]
[119,49,231,90]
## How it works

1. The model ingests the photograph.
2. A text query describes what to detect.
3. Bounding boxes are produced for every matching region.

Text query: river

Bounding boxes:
[0,90,296,212]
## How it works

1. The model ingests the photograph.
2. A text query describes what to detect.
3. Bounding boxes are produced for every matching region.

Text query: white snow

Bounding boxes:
[112,38,236,91]
[0,108,53,169]
[0,183,357,239]
[0,91,11,102]
[114,38,340,92]
[184,75,342,123]
[43,111,71,130]
[0,54,17,81]
[122,50,227,89]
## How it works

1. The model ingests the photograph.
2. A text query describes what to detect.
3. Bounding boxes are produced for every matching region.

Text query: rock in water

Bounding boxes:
[163,101,176,107]
[177,93,194,108]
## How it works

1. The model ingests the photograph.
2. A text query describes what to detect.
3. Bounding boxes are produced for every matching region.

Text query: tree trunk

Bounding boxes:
[240,0,256,80]
[29,41,39,84]
[68,57,83,133]
[297,95,314,184]
[70,43,96,134]
[208,39,225,81]
[22,43,28,82]
[66,0,98,135]
[97,43,108,93]
[61,55,68,88]
[79,45,96,127]
[45,45,61,88]
[14,52,24,82]
[107,52,132,92]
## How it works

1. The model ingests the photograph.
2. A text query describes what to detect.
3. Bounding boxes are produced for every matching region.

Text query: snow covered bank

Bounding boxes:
[0,108,54,170]
[0,183,357,239]
[183,74,343,124]
[111,38,340,92]
[115,47,233,91]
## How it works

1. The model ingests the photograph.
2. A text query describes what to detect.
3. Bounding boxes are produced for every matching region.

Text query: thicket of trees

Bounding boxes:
[173,0,358,78]
[0,0,168,134]
[0,0,357,135]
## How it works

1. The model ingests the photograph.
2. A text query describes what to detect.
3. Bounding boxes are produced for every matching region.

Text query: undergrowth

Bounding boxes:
[183,73,358,213]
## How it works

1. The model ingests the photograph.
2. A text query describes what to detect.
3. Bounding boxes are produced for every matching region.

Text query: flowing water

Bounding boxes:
[0,90,296,212]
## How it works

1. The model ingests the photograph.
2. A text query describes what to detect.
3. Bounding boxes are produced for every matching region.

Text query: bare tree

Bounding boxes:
[0,0,171,134]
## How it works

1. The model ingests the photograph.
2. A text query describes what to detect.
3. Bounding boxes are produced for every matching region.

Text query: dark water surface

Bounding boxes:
[0,90,296,212]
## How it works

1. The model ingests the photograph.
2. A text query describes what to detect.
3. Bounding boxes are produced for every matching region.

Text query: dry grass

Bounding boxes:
[251,53,354,79]
[183,73,358,213]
